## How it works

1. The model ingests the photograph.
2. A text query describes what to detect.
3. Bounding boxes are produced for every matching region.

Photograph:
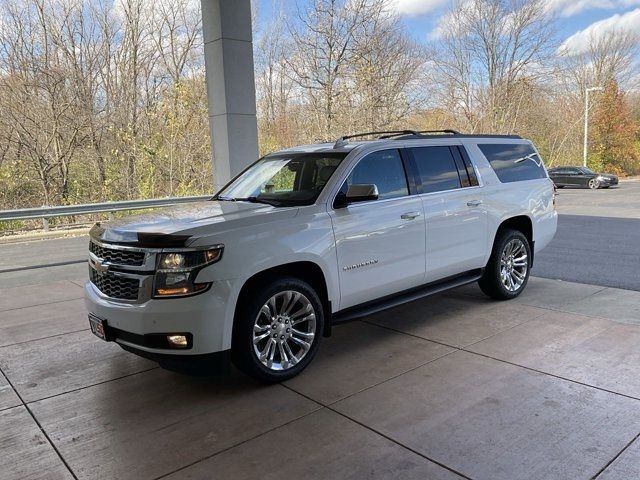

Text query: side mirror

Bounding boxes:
[334,184,379,208]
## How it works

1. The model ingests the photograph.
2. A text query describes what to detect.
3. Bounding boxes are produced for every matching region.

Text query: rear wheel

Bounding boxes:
[478,229,531,300]
[232,277,323,382]
[588,178,600,189]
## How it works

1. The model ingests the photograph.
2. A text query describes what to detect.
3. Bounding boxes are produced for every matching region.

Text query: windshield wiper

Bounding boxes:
[217,196,280,206]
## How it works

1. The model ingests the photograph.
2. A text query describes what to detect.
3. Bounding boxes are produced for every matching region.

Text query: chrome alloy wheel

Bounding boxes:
[252,290,316,371]
[500,238,528,292]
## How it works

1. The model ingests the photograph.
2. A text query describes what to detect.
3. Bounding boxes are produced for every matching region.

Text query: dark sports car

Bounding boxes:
[547,166,618,189]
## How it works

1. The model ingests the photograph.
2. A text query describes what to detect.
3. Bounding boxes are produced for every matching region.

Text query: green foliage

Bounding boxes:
[591,80,640,175]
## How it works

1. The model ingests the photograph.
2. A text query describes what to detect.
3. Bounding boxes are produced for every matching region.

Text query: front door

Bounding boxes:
[330,149,426,310]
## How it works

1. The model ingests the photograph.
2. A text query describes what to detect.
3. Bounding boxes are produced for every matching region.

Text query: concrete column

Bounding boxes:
[201,0,259,191]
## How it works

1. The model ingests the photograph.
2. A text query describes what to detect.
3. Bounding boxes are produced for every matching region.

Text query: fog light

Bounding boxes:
[167,335,188,348]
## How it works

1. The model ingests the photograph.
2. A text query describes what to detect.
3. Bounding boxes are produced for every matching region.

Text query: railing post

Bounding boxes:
[108,212,114,221]
[43,217,49,231]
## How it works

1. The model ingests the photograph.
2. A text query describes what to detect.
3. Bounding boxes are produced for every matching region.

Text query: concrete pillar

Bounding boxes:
[201,0,259,191]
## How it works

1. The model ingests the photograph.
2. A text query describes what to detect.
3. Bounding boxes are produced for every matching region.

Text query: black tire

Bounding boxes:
[588,178,600,189]
[478,228,531,300]
[231,277,323,383]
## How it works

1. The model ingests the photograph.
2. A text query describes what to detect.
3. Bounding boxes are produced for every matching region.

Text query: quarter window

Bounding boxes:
[341,149,409,200]
[479,143,547,183]
[410,146,462,194]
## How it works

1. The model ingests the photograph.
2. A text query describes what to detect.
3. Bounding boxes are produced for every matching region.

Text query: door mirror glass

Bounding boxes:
[335,184,379,208]
[347,184,378,202]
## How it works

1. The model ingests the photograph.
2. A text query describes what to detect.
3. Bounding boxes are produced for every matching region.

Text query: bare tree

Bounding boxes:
[432,0,557,132]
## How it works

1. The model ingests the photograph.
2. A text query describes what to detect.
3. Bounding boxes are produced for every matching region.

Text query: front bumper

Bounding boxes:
[600,177,618,186]
[120,343,231,375]
[84,279,235,356]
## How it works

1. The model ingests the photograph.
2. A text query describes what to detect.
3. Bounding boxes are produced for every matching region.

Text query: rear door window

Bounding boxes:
[478,143,547,183]
[409,146,462,194]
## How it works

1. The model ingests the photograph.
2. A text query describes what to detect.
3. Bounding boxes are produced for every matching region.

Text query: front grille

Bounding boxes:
[90,241,145,266]
[90,269,140,300]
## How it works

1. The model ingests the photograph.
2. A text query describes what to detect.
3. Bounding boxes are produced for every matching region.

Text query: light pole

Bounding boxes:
[583,86,604,168]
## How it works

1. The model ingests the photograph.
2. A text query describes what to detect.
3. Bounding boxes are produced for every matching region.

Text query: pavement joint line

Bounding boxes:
[0,328,89,349]
[448,285,640,325]
[462,349,640,403]
[591,430,640,479]
[152,402,325,480]
[0,258,86,274]
[280,383,475,480]
[0,295,85,314]
[0,364,79,480]
[350,318,640,405]
[25,366,161,406]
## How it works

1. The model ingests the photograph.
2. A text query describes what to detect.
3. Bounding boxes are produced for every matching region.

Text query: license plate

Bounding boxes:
[88,314,110,341]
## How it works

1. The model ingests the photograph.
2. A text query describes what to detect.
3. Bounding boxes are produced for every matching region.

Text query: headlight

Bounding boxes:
[154,246,223,298]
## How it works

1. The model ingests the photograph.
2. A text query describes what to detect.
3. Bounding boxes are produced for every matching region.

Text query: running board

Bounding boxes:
[332,269,483,324]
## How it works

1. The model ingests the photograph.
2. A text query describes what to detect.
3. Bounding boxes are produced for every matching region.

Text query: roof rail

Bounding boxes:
[333,130,419,148]
[416,129,461,135]
[333,129,462,148]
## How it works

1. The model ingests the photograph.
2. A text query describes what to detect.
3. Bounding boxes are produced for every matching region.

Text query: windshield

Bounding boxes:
[217,152,347,207]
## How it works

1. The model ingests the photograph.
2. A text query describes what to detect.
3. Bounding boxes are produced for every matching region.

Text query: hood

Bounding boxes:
[90,200,298,247]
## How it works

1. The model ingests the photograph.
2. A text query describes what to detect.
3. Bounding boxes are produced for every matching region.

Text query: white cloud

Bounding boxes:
[389,0,450,16]
[544,0,640,17]
[559,8,640,54]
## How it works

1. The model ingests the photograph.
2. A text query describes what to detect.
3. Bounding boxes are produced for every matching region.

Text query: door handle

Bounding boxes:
[466,200,483,207]
[401,211,421,220]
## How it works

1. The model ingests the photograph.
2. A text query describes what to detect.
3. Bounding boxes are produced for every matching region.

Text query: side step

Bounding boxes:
[332,269,483,324]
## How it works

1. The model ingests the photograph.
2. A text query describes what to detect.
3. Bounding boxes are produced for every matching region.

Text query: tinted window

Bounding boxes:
[455,146,479,187]
[342,149,408,200]
[479,143,547,183]
[410,146,461,193]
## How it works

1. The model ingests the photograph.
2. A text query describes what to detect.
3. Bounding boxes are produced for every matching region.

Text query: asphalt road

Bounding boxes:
[532,214,640,291]
[1,181,639,290]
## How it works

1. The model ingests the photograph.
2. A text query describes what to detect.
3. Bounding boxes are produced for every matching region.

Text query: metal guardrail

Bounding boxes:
[0,195,212,230]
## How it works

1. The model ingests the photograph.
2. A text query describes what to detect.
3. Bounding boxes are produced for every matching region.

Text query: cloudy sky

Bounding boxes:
[257,0,640,55]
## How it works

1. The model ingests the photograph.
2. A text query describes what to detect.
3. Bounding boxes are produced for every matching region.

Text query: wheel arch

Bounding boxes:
[494,215,534,265]
[233,261,332,338]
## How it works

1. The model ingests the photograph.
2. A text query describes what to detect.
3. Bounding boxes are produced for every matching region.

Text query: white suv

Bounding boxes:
[85,130,557,382]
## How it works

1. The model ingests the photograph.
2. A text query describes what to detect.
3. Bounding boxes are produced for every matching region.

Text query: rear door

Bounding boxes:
[329,149,426,309]
[550,168,568,186]
[407,145,488,283]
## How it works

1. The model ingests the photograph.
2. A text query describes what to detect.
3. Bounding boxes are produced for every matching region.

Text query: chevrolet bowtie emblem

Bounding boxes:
[93,260,111,275]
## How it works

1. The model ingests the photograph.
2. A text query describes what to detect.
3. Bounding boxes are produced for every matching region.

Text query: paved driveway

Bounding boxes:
[1,273,640,480]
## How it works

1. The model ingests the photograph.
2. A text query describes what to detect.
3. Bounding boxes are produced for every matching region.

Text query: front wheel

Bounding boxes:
[232,277,323,382]
[588,178,600,189]
[478,229,531,300]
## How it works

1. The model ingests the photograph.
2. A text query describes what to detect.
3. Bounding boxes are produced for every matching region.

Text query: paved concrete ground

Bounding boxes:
[1,273,640,480]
